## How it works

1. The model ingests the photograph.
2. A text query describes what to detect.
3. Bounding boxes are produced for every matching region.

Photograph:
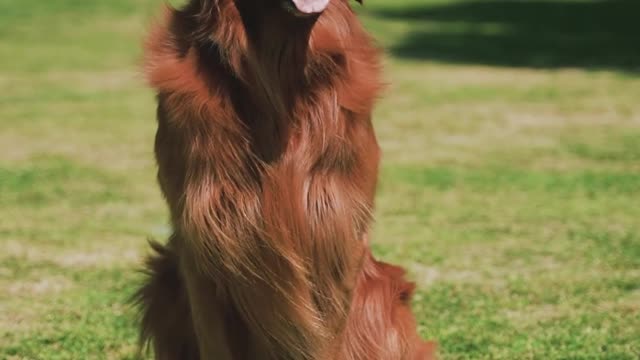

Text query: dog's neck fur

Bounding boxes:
[144,0,381,161]
[179,1,314,108]
[172,0,378,111]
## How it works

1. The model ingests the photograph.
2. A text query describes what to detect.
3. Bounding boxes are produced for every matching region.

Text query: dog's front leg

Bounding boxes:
[180,256,235,360]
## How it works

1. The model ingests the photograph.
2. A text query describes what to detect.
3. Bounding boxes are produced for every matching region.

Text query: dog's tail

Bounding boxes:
[132,241,200,360]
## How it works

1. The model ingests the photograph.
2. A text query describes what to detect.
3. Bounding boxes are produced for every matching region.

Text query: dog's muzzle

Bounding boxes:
[282,0,330,16]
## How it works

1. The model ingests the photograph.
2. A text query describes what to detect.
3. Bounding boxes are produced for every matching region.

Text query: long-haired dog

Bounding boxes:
[134,0,435,358]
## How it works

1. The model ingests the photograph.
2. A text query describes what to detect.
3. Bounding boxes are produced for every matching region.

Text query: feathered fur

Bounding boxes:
[134,0,434,358]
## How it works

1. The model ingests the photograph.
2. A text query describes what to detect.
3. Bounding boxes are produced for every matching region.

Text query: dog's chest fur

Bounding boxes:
[147,5,381,281]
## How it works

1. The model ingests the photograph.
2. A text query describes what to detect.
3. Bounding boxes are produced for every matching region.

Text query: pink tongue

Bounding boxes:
[291,0,330,14]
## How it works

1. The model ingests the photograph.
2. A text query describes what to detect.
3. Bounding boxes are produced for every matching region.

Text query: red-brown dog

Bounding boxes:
[134,0,435,358]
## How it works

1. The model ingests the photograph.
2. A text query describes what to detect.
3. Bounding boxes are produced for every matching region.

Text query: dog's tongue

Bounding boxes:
[290,0,330,14]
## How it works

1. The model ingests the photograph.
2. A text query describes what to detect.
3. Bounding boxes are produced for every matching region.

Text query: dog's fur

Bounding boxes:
[134,0,434,358]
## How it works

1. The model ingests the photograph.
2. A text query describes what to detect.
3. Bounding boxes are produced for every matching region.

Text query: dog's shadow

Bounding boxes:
[372,0,640,72]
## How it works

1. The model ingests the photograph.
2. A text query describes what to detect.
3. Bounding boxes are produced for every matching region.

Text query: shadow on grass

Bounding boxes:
[373,0,639,71]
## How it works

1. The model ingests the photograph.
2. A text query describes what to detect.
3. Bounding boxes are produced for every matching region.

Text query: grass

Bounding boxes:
[1,0,639,359]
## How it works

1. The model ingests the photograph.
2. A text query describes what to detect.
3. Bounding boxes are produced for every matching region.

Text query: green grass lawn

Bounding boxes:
[1,0,639,359]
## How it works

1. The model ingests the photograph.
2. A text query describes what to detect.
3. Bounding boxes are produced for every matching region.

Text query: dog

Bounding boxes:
[134,0,435,358]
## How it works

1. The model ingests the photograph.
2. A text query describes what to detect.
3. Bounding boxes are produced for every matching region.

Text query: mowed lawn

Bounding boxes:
[1,0,639,359]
